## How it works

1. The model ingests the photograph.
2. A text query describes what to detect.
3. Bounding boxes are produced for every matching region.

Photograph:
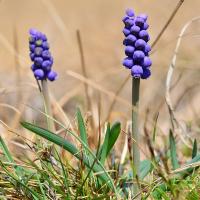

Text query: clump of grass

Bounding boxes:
[1,109,200,199]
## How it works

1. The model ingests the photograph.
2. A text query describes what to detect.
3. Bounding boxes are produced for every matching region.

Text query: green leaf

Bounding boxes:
[0,135,14,163]
[0,135,24,180]
[99,123,111,164]
[55,150,71,200]
[21,121,115,190]
[169,130,179,170]
[192,139,197,159]
[140,159,153,179]
[106,122,121,157]
[98,122,121,165]
[76,108,88,147]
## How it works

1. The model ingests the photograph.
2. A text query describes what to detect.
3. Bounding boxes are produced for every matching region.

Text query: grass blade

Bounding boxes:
[55,150,71,200]
[99,123,110,164]
[0,135,24,179]
[105,122,121,157]
[0,135,14,163]
[192,139,197,159]
[139,159,153,180]
[169,130,179,170]
[76,108,88,147]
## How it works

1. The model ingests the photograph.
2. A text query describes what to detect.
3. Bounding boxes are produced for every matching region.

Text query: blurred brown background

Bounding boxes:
[0,0,200,150]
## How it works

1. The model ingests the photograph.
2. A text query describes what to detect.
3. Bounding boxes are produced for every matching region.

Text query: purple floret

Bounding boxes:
[123,57,134,69]
[34,47,43,56]
[130,25,140,36]
[42,41,49,50]
[131,65,143,78]
[143,23,149,30]
[34,57,43,66]
[135,17,145,28]
[139,30,150,42]
[126,35,137,45]
[125,19,135,28]
[126,9,135,17]
[142,57,152,68]
[123,28,131,36]
[135,39,146,50]
[133,50,145,61]
[138,14,148,21]
[47,71,58,81]
[34,69,45,80]
[141,68,151,79]
[125,46,135,57]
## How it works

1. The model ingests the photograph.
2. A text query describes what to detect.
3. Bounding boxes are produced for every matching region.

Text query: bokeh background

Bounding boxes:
[0,0,200,157]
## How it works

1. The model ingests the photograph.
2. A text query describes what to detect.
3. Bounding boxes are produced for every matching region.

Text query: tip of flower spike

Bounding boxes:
[138,14,148,21]
[29,28,38,36]
[126,9,135,17]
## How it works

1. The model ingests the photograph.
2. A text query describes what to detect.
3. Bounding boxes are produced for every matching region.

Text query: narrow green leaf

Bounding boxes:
[0,135,14,163]
[21,122,114,190]
[106,122,121,157]
[99,123,110,164]
[55,150,70,200]
[192,139,197,159]
[0,135,24,179]
[76,108,88,147]
[36,174,46,199]
[169,130,179,170]
[140,159,153,180]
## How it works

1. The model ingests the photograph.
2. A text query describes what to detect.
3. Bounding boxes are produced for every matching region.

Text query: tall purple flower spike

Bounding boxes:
[122,9,152,79]
[29,29,58,81]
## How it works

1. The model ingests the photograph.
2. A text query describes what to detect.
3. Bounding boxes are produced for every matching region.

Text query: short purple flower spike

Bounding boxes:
[29,29,58,81]
[122,9,152,79]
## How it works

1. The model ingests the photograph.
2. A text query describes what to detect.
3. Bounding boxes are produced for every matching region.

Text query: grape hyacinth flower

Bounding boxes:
[29,29,57,81]
[122,9,152,198]
[28,28,56,133]
[122,9,152,79]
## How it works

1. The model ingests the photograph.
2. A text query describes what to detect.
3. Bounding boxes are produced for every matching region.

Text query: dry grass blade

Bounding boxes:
[0,103,21,115]
[151,0,185,48]
[76,30,96,133]
[76,30,91,111]
[66,70,132,108]
[165,16,200,148]
[41,0,70,40]
[170,161,200,174]
[0,33,28,65]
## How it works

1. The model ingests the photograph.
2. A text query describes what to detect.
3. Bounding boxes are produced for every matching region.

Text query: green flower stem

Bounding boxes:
[132,77,140,198]
[41,80,55,133]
